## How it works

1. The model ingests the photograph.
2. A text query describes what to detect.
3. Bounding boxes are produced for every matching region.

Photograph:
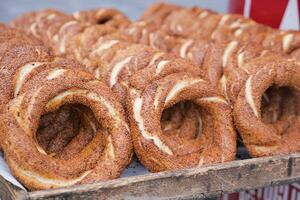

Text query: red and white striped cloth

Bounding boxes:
[221,183,300,200]
[229,0,299,30]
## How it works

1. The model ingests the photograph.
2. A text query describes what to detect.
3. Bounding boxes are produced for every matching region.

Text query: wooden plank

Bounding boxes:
[0,176,27,200]
[24,152,300,200]
[0,151,299,199]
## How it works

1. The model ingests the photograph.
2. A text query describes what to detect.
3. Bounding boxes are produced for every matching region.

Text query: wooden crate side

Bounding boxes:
[0,177,27,200]
[25,153,300,200]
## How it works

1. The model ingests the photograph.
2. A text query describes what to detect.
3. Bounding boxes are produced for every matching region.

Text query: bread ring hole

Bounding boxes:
[261,86,299,134]
[161,101,203,140]
[36,103,102,157]
[97,16,113,24]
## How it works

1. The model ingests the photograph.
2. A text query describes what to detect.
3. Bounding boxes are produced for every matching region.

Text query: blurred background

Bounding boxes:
[0,0,229,23]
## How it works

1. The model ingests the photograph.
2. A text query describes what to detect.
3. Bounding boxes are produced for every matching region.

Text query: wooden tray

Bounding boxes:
[1,149,300,200]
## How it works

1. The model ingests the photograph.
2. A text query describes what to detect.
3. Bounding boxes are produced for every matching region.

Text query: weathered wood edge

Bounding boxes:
[0,176,27,200]
[25,152,300,200]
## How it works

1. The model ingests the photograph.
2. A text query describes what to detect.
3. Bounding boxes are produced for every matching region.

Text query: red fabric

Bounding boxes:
[228,0,245,14]
[249,0,289,28]
[228,0,290,28]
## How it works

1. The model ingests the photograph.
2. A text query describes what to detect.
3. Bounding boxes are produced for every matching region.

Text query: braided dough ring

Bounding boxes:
[0,69,132,190]
[234,60,300,157]
[127,72,236,172]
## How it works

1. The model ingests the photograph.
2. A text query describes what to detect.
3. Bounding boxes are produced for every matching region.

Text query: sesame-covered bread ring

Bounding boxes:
[73,8,131,28]
[161,7,216,39]
[128,52,202,91]
[171,39,224,87]
[127,72,236,172]
[139,3,182,28]
[0,43,89,154]
[17,65,96,156]
[73,8,130,28]
[234,59,300,157]
[218,41,272,104]
[10,12,206,149]
[0,25,92,154]
[224,54,300,145]
[139,3,300,62]
[263,31,300,55]
[0,43,52,111]
[0,68,132,190]
[0,26,41,45]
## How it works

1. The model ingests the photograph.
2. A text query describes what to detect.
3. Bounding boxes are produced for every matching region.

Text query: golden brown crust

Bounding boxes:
[9,1,300,167]
[9,6,237,172]
[0,68,132,190]
[139,3,182,28]
[73,8,131,29]
[9,4,299,177]
[0,43,52,110]
[139,2,300,62]
[127,72,236,172]
[11,10,216,160]
[233,57,300,157]
[0,25,132,190]
[0,29,90,154]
